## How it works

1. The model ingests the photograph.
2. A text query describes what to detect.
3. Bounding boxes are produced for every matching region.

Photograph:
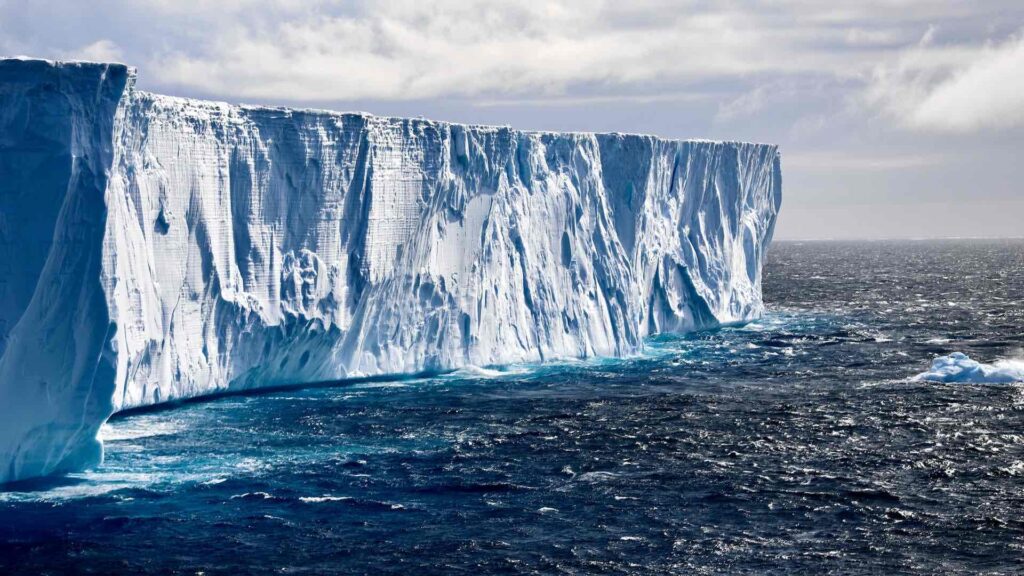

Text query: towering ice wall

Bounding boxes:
[0,58,782,483]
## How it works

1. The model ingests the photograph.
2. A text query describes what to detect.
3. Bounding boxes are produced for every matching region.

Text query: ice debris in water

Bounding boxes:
[913,352,1024,384]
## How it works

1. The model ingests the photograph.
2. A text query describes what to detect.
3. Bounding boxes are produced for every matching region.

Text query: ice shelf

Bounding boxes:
[0,58,782,483]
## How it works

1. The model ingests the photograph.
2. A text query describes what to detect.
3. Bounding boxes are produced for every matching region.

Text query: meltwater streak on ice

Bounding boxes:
[0,58,781,483]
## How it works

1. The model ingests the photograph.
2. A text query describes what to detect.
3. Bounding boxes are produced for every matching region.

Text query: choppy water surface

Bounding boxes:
[2,240,1023,575]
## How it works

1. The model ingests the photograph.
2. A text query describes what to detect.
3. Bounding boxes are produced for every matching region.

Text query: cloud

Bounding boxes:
[783,151,946,172]
[68,39,124,63]
[866,30,1024,132]
[909,36,1024,131]
[3,0,974,102]
[473,91,713,108]
[2,0,1022,131]
[146,1,791,101]
[716,86,771,121]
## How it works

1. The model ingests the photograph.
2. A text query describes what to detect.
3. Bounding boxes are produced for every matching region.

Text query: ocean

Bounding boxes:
[2,239,1022,574]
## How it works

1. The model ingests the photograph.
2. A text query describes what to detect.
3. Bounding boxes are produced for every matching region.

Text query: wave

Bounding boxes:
[451,365,533,379]
[299,495,352,503]
[99,419,184,442]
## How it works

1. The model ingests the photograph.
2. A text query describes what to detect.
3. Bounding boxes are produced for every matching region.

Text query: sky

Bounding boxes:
[1,0,1021,240]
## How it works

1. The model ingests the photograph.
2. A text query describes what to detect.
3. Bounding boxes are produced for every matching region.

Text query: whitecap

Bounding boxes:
[230,491,274,500]
[349,381,409,390]
[299,495,352,503]
[912,352,1024,384]
[0,471,169,503]
[0,481,133,503]
[575,471,620,482]
[452,365,532,379]
[99,419,184,442]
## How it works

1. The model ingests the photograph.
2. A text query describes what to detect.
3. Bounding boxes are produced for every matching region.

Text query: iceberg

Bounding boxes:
[0,58,782,483]
[912,352,1024,384]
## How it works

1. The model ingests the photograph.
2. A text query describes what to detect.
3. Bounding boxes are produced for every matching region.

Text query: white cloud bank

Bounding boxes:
[70,39,124,63]
[4,0,1022,134]
[867,31,1024,132]
[44,1,956,100]
[145,0,836,101]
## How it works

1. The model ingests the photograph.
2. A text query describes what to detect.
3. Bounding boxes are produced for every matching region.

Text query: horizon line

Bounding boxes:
[773,235,1024,242]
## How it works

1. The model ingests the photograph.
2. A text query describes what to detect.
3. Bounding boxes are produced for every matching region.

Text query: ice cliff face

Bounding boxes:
[0,58,782,483]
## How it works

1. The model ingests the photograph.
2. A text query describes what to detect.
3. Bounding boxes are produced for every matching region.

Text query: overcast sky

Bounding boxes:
[1,0,1021,239]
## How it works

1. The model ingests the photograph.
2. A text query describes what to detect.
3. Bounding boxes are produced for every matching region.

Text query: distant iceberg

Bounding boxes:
[913,352,1024,384]
[0,58,782,483]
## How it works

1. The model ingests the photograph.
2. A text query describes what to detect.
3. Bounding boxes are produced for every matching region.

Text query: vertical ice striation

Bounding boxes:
[0,58,782,483]
[0,59,128,482]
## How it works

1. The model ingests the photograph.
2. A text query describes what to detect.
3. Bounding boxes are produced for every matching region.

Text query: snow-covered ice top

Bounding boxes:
[0,58,782,483]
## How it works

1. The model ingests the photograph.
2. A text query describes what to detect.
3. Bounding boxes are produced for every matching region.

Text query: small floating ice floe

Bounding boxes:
[912,352,1024,384]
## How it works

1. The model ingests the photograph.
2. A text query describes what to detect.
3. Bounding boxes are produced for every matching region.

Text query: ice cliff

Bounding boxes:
[0,58,782,483]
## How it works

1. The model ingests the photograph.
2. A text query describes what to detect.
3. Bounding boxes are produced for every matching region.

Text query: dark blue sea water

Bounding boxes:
[2,240,1023,575]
